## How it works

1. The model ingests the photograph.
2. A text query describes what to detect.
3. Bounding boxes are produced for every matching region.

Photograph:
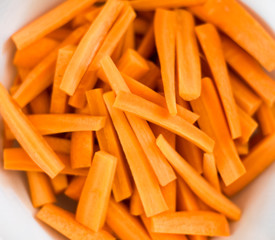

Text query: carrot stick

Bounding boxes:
[134,18,149,35]
[151,211,230,236]
[71,8,93,28]
[203,153,220,192]
[189,0,275,71]
[11,0,97,49]
[85,7,103,22]
[151,123,176,149]
[221,35,275,106]
[13,38,59,68]
[30,91,51,114]
[50,45,75,114]
[130,186,144,216]
[104,92,168,217]
[176,10,201,101]
[114,91,215,153]
[138,61,160,89]
[223,133,275,196]
[65,176,86,201]
[71,131,93,169]
[106,198,151,240]
[195,24,241,139]
[156,134,241,220]
[235,142,249,156]
[86,88,132,202]
[190,77,245,185]
[51,174,68,194]
[60,0,124,96]
[229,71,262,116]
[154,9,177,115]
[256,103,275,136]
[111,36,125,63]
[0,83,64,178]
[131,0,206,10]
[161,180,177,212]
[4,148,88,176]
[27,172,56,208]
[47,27,72,41]
[44,136,71,154]
[137,23,155,59]
[37,204,115,240]
[13,25,89,108]
[16,67,30,81]
[121,22,135,53]
[76,151,117,231]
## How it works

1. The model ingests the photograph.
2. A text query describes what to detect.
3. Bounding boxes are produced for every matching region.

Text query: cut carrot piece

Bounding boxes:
[176,10,201,101]
[139,61,160,89]
[156,134,241,220]
[65,176,86,201]
[190,77,245,185]
[0,83,64,178]
[130,186,144,216]
[104,92,168,217]
[114,91,214,153]
[37,204,115,240]
[111,36,125,63]
[13,25,89,108]
[106,198,151,240]
[161,180,177,211]
[151,211,230,236]
[121,22,135,53]
[4,148,88,176]
[86,88,132,202]
[154,9,177,115]
[51,174,68,194]
[17,67,30,81]
[71,131,93,169]
[44,136,71,154]
[134,18,149,35]
[203,153,220,192]
[85,7,103,22]
[196,24,241,139]
[229,72,262,116]
[60,0,124,96]
[30,91,51,114]
[47,27,71,41]
[221,36,275,106]
[76,151,117,231]
[13,38,59,68]
[223,133,275,196]
[137,23,155,59]
[27,172,56,208]
[12,0,97,49]
[151,123,176,149]
[50,45,75,114]
[235,142,249,156]
[189,0,275,71]
[256,103,275,136]
[71,8,93,28]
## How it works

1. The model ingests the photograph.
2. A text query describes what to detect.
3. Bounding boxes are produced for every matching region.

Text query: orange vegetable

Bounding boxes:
[121,22,135,53]
[161,180,177,212]
[47,27,71,41]
[151,123,176,149]
[235,142,249,156]
[137,23,155,59]
[256,103,275,136]
[51,174,68,194]
[130,186,144,216]
[30,91,51,114]
[65,176,86,201]
[44,136,71,154]
[203,153,220,192]
[134,18,150,35]
[138,61,160,89]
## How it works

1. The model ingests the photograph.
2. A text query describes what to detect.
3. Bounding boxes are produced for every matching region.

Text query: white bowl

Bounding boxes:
[1,0,275,239]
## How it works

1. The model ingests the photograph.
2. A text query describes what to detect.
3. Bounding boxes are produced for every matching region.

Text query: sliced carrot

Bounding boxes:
[134,18,149,35]
[229,71,262,116]
[111,36,125,63]
[151,211,230,236]
[121,22,135,53]
[235,142,249,156]
[106,198,151,240]
[71,131,93,169]
[223,133,275,196]
[0,83,64,178]
[60,0,124,96]
[17,67,30,81]
[176,10,201,101]
[195,24,241,139]
[71,8,93,28]
[221,35,275,106]
[156,134,241,220]
[138,61,160,89]
[13,38,59,68]
[151,123,176,149]
[114,91,214,153]
[30,91,51,114]
[161,180,177,212]
[130,186,144,216]
[189,0,275,71]
[27,172,56,208]
[203,153,220,192]
[44,136,71,154]
[85,7,103,22]
[12,0,97,49]
[154,9,177,115]
[104,91,168,217]
[137,23,155,59]
[190,77,245,185]
[47,27,72,41]
[65,176,86,201]
[86,88,132,202]
[37,204,115,240]
[51,174,68,194]
[13,25,89,108]
[256,103,275,136]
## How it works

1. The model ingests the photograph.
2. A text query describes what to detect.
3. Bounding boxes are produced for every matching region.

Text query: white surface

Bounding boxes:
[1,0,275,239]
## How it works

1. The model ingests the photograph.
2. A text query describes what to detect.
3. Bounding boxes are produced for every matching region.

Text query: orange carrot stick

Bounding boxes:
[154,9,177,115]
[256,103,275,136]
[84,7,103,22]
[203,153,220,192]
[121,22,135,53]
[151,123,176,149]
[0,83,64,178]
[37,204,115,240]
[50,174,68,194]
[16,67,30,81]
[221,35,275,106]
[223,133,275,196]
[29,91,51,114]
[60,0,124,96]
[161,180,177,212]
[156,134,241,220]
[71,8,93,28]
[106,198,151,240]
[104,92,168,217]
[47,27,71,41]
[189,0,275,71]
[176,10,201,101]
[11,0,97,49]
[134,18,149,35]
[151,211,230,236]
[235,142,249,156]
[195,24,241,139]
[137,23,155,59]
[27,172,56,208]
[114,91,214,153]
[71,131,93,169]
[111,36,125,63]
[138,61,160,89]
[130,186,144,216]
[65,176,86,201]
[190,77,245,185]
[44,136,71,154]
[86,88,132,202]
